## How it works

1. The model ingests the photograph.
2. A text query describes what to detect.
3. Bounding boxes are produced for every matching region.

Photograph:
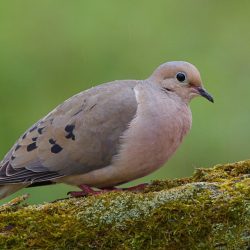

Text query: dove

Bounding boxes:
[0,61,213,199]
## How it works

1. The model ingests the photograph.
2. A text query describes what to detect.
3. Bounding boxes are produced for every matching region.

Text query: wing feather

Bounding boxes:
[0,80,138,184]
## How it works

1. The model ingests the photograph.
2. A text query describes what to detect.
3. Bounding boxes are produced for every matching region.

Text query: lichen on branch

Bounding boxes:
[0,161,249,249]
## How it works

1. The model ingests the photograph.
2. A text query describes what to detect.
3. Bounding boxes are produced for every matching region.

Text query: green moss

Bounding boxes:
[0,160,249,249]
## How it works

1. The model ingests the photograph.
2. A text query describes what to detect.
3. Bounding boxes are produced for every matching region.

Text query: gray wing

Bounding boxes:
[0,80,138,184]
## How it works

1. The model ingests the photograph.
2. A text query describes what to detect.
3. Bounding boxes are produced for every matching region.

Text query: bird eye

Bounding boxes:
[176,72,186,82]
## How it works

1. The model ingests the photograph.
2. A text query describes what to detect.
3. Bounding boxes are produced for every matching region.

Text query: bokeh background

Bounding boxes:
[0,1,250,204]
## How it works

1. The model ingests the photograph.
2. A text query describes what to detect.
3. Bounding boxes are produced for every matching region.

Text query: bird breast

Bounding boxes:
[109,83,192,183]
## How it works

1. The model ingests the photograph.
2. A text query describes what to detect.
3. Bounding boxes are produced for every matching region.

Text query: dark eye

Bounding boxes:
[176,72,186,82]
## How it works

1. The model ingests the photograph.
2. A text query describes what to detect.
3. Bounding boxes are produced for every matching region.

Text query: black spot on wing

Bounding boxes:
[22,133,27,139]
[27,142,37,152]
[65,124,75,133]
[48,139,63,153]
[32,137,38,142]
[29,126,37,133]
[65,124,76,140]
[49,138,56,144]
[38,127,44,134]
[66,133,75,140]
[51,144,63,154]
[15,144,21,151]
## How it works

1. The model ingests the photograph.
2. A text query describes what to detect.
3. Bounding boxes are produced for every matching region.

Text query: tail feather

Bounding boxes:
[0,184,27,200]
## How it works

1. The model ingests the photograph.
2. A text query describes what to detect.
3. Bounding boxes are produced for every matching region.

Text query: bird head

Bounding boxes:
[149,61,214,104]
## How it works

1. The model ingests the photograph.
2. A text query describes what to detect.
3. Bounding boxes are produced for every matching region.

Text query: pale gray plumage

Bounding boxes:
[0,61,213,199]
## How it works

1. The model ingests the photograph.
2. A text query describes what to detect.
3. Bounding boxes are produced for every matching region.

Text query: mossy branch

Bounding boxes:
[0,161,249,249]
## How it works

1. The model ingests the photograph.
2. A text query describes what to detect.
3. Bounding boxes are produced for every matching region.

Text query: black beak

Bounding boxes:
[197,87,214,103]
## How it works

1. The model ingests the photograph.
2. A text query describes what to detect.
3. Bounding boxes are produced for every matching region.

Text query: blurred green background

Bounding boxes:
[0,0,250,204]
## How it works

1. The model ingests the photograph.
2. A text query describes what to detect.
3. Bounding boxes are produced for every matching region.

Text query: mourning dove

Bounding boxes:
[0,61,213,199]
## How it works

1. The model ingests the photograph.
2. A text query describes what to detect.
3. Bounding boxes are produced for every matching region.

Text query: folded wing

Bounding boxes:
[0,80,138,184]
